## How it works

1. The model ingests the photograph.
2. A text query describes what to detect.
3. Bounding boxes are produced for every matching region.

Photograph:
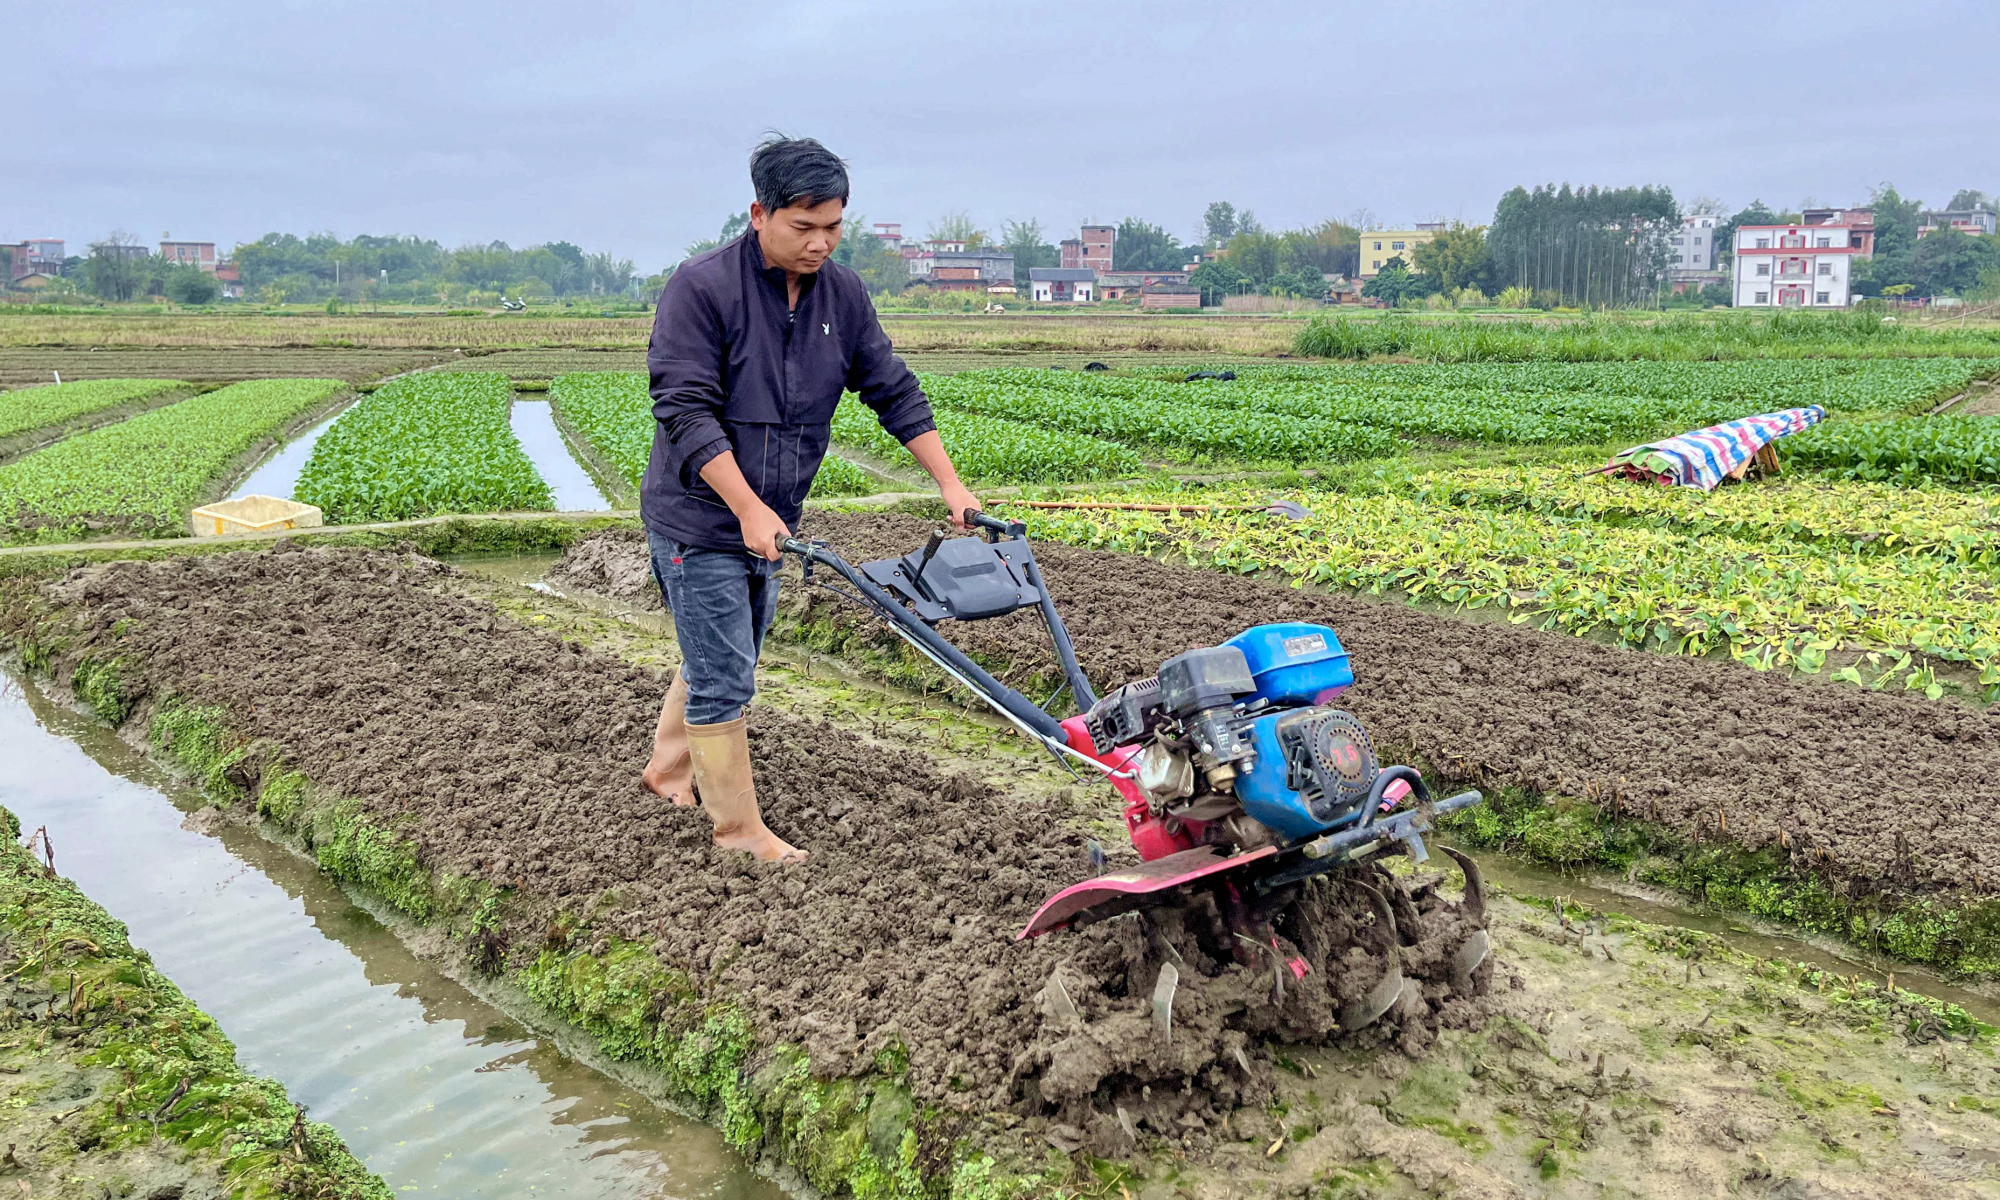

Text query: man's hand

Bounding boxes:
[738,500,791,561]
[941,482,981,531]
[903,431,980,531]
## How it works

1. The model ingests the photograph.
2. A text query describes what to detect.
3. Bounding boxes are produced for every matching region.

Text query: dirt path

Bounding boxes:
[557,516,2000,898]
[1187,893,2000,1199]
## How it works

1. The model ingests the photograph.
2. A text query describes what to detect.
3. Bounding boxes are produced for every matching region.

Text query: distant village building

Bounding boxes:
[1030,267,1096,302]
[7,238,65,283]
[1357,222,1445,279]
[1059,225,1114,273]
[908,246,1014,291]
[1095,270,1191,300]
[160,240,219,271]
[1799,207,1876,254]
[870,222,905,251]
[1918,206,1997,238]
[215,258,244,299]
[1731,217,1869,308]
[89,241,150,261]
[1666,215,1724,294]
[1138,283,1201,310]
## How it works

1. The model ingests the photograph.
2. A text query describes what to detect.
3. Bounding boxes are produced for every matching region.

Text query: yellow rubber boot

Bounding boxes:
[641,671,695,807]
[686,716,807,864]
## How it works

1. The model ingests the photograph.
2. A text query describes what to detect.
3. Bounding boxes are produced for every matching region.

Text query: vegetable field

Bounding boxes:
[551,371,881,498]
[296,373,553,523]
[928,370,1397,463]
[0,378,344,542]
[830,396,1142,483]
[0,378,189,442]
[1370,460,2000,558]
[1001,474,2000,698]
[1786,415,2000,486]
[456,360,2000,500]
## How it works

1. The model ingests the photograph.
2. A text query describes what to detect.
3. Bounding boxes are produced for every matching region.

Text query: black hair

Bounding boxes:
[750,134,850,214]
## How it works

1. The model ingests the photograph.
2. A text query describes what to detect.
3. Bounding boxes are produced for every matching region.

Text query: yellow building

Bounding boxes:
[1358,224,1445,279]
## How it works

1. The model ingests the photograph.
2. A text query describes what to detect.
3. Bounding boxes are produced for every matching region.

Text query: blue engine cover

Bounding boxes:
[1224,623,1352,705]
[1230,708,1374,841]
[1223,623,1369,842]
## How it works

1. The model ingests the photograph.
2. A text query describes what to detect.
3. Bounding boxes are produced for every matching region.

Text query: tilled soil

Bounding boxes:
[556,516,2000,891]
[7,545,1488,1150]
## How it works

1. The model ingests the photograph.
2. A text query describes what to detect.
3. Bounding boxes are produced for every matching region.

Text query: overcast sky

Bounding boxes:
[12,0,1999,268]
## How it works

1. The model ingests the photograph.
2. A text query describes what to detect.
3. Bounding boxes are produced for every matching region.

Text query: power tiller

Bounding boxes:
[780,511,1491,1030]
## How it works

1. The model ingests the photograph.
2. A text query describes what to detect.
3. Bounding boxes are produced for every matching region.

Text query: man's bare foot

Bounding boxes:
[714,825,808,864]
[642,756,696,807]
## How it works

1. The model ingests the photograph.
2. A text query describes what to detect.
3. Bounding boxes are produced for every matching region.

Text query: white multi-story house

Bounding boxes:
[1667,216,1723,293]
[1731,219,1864,308]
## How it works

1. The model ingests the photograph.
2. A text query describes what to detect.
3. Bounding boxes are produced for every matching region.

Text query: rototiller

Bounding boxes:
[780,510,1491,1030]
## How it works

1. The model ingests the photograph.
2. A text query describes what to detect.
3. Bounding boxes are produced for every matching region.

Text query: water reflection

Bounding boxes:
[510,399,610,512]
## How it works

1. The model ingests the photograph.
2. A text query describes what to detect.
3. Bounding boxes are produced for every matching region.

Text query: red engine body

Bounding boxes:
[1059,716,1198,862]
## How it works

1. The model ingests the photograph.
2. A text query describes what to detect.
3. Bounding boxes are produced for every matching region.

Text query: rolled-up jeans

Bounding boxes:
[647,530,782,724]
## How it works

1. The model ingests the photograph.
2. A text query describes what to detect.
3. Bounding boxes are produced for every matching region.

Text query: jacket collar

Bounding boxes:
[742,230,819,304]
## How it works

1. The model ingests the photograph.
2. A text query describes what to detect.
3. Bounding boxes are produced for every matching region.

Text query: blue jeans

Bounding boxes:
[648,530,782,724]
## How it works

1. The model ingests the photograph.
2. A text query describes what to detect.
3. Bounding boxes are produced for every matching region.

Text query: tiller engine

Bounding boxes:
[781,511,1491,1031]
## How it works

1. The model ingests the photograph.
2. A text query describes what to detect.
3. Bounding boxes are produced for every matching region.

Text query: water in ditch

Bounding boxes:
[510,399,611,511]
[231,404,352,501]
[0,668,779,1200]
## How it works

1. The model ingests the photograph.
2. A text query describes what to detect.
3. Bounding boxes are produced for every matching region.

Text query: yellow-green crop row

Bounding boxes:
[549,372,877,499]
[996,488,2000,697]
[0,378,190,441]
[1366,461,2000,560]
[0,378,346,543]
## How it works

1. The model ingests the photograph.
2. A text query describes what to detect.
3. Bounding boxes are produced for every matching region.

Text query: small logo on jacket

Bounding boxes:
[822,323,830,335]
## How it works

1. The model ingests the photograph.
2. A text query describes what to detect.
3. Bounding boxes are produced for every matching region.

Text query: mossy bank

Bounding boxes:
[0,802,386,1199]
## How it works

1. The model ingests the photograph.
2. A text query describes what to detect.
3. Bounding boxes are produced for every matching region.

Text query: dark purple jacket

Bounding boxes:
[642,231,935,551]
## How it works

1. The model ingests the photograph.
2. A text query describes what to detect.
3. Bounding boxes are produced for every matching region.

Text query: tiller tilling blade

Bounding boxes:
[1339,882,1406,1031]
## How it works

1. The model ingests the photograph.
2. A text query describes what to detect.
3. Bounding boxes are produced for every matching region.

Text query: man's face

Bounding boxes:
[750,197,844,275]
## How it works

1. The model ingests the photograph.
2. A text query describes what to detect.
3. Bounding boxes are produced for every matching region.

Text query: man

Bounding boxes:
[639,135,980,864]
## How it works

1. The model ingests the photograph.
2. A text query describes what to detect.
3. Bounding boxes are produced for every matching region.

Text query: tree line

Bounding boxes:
[234,233,636,304]
[52,230,641,306]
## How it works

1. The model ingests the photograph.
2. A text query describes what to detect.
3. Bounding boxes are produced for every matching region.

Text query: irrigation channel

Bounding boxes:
[0,666,778,1200]
[509,397,612,511]
[230,406,346,501]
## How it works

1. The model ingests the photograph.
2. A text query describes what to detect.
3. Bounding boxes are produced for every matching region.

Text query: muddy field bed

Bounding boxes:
[12,540,2000,1196]
[0,544,1501,1175]
[557,514,2000,898]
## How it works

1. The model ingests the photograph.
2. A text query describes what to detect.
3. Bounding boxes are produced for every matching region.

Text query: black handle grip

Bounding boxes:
[967,510,1015,535]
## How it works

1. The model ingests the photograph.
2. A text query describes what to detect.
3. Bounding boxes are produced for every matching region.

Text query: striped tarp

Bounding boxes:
[1601,406,1826,491]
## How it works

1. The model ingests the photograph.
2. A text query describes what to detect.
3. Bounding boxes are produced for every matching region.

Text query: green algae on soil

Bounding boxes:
[0,802,387,1199]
